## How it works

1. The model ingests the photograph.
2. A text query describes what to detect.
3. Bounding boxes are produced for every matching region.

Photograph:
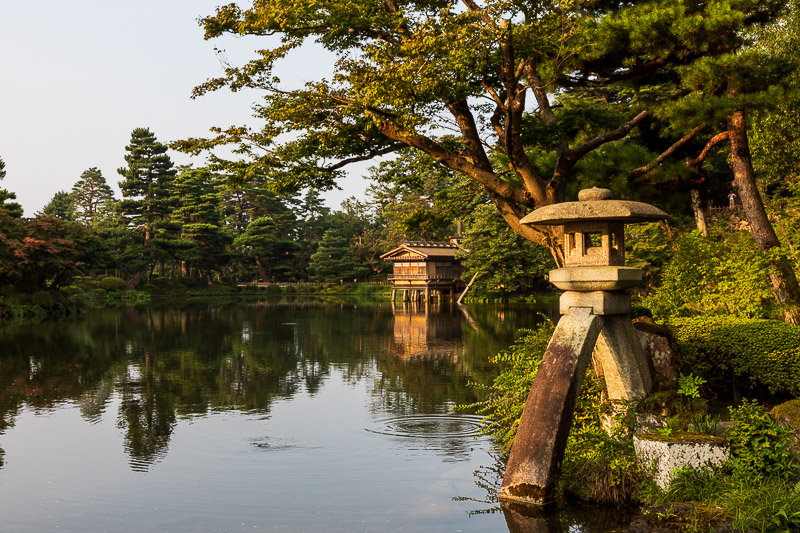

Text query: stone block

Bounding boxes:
[634,434,730,489]
[549,266,642,291]
[632,317,678,388]
[559,290,630,315]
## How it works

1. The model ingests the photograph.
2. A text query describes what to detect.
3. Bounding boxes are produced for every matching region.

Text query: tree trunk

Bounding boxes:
[181,261,189,277]
[125,268,148,289]
[689,188,708,237]
[255,256,269,282]
[728,109,800,325]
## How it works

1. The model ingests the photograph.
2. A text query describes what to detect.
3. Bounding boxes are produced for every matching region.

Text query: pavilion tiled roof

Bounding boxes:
[380,241,461,261]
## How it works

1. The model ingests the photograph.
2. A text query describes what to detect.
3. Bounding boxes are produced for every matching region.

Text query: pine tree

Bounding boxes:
[306,228,369,282]
[582,0,800,323]
[0,156,23,218]
[38,191,75,220]
[118,128,176,245]
[117,128,177,286]
[172,168,231,279]
[72,167,115,226]
[233,216,299,282]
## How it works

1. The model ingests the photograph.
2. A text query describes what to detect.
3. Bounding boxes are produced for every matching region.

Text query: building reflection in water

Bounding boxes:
[389,301,464,361]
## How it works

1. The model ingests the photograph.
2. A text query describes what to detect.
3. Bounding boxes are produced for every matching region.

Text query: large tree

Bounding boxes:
[233,216,298,281]
[72,167,115,226]
[38,191,75,220]
[179,1,784,258]
[118,128,177,286]
[171,168,231,279]
[176,0,662,265]
[589,0,800,323]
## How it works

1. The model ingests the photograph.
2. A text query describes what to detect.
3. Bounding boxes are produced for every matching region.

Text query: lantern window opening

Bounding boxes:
[562,220,626,267]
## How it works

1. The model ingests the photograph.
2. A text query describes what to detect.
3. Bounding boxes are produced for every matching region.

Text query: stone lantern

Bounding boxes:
[498,187,668,508]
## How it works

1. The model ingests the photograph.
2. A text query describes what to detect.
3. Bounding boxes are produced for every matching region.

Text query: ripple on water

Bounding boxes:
[249,437,298,451]
[367,414,483,439]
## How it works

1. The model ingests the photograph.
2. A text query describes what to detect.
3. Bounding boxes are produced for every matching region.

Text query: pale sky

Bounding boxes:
[0,1,371,216]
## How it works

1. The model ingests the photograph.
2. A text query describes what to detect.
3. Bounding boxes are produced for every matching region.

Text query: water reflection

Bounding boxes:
[501,502,634,533]
[454,445,635,531]
[389,301,462,360]
[0,301,538,473]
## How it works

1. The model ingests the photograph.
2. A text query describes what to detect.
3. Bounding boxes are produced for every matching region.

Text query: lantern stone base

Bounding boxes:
[560,290,631,315]
[550,266,643,291]
[634,434,730,489]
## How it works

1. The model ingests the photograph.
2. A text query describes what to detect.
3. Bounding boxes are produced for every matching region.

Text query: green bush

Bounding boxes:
[100,276,125,291]
[645,401,800,530]
[726,400,800,481]
[459,318,646,504]
[643,227,774,321]
[264,284,282,296]
[561,403,646,505]
[283,285,297,294]
[60,285,83,297]
[458,322,554,453]
[670,316,800,396]
[121,290,151,304]
[649,468,800,531]
[92,288,106,298]
[31,291,55,307]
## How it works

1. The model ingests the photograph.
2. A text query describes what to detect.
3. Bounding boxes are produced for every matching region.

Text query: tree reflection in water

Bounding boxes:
[0,300,546,472]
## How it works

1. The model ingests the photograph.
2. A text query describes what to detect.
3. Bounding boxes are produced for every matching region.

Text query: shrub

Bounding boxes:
[60,285,83,297]
[121,290,151,304]
[103,289,124,301]
[100,276,125,291]
[264,284,282,296]
[561,403,647,505]
[670,316,800,396]
[91,288,106,298]
[726,400,800,481]
[31,291,55,307]
[283,285,297,294]
[643,227,774,321]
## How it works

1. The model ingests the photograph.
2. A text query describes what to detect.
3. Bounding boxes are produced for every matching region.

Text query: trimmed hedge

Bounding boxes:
[670,317,800,396]
[100,276,125,291]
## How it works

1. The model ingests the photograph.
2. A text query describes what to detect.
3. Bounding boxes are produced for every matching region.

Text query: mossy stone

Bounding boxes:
[636,432,728,445]
[771,399,800,430]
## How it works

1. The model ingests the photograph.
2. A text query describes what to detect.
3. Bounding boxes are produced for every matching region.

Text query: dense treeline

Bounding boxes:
[0,127,556,303]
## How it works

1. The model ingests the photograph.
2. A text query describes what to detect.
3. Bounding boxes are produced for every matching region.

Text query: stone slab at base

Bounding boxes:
[560,290,631,315]
[634,433,730,489]
[549,266,643,291]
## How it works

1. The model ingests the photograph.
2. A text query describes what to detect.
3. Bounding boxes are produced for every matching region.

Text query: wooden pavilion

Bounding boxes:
[380,240,465,302]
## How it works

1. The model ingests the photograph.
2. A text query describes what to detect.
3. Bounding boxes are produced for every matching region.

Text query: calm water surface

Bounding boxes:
[0,300,630,532]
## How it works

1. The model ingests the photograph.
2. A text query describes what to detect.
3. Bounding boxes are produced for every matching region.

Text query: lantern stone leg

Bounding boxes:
[595,315,652,400]
[499,307,600,505]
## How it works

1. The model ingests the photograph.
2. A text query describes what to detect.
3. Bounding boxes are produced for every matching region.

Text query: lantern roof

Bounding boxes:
[520,187,668,226]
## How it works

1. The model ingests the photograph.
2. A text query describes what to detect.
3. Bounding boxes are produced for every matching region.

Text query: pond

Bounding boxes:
[0,300,632,532]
